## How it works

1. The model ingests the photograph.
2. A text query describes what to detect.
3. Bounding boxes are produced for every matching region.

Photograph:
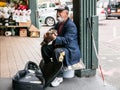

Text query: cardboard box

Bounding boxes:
[19,21,31,27]
[19,29,27,37]
[0,29,5,36]
[29,25,40,38]
[30,31,40,38]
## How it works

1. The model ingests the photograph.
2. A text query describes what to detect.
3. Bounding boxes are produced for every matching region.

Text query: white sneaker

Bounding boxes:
[51,77,63,87]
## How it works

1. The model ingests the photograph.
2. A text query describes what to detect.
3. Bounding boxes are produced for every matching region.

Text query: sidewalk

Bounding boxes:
[0,73,118,90]
[46,74,118,90]
[0,38,118,90]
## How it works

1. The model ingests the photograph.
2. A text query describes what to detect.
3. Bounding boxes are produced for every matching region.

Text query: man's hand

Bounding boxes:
[50,33,57,40]
[44,30,57,41]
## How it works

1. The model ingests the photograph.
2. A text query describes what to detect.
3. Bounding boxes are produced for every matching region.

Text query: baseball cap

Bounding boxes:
[55,5,69,11]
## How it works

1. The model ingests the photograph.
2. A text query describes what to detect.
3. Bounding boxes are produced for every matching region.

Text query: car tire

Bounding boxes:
[106,16,108,19]
[117,17,120,19]
[45,17,55,26]
[105,13,108,20]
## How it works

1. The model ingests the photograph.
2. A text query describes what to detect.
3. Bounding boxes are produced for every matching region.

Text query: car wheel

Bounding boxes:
[106,16,108,19]
[105,13,108,19]
[117,17,120,19]
[45,17,55,26]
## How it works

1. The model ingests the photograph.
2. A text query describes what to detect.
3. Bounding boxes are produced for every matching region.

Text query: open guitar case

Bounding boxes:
[12,60,63,90]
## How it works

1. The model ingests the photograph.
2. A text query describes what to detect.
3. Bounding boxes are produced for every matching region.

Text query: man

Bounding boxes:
[41,5,81,87]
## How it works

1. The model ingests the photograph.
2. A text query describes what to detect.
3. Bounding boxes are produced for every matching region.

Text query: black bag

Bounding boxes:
[12,60,63,90]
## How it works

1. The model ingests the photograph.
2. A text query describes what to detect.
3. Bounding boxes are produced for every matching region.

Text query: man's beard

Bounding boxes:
[57,16,64,23]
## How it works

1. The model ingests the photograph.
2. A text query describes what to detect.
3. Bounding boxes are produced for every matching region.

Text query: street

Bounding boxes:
[40,18,120,90]
[99,18,120,90]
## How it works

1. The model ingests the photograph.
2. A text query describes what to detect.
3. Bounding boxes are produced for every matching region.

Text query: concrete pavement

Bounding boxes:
[0,73,118,90]
[99,18,120,90]
[45,74,118,90]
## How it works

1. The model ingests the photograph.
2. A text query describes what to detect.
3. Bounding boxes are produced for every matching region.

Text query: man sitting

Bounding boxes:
[41,5,81,87]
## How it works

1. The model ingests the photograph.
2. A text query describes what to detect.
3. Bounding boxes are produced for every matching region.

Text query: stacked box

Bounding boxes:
[30,31,40,38]
[0,29,5,35]
[19,29,27,37]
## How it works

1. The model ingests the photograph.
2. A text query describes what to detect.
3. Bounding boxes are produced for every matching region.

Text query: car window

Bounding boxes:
[110,4,116,8]
[97,2,103,8]
[40,3,47,8]
[66,2,72,5]
[117,2,120,8]
[97,1,109,8]
[109,1,120,8]
[49,3,55,7]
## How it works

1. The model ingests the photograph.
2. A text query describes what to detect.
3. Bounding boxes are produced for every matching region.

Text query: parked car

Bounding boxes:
[96,2,106,21]
[97,0,120,19]
[38,1,74,26]
[38,2,58,15]
[106,0,120,19]
[39,10,73,26]
[39,11,57,26]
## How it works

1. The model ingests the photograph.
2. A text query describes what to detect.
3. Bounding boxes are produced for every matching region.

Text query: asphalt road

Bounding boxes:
[99,17,120,90]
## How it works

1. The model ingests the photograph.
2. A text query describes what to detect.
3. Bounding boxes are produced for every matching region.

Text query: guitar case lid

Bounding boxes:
[39,60,63,88]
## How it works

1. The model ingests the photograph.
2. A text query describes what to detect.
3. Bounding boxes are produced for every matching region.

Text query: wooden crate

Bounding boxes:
[0,29,5,35]
[29,25,40,38]
[30,31,40,38]
[19,29,27,37]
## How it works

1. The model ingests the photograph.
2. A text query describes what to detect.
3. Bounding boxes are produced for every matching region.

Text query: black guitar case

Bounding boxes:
[12,60,63,90]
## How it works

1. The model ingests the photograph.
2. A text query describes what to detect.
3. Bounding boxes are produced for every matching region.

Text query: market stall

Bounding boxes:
[0,0,40,37]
